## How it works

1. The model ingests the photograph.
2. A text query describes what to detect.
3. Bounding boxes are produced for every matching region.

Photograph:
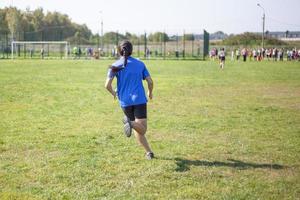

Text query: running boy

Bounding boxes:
[105,41,155,160]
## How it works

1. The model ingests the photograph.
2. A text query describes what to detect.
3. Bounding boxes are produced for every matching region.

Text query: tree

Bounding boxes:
[184,34,195,41]
[222,32,287,46]
[32,8,44,30]
[0,7,94,42]
[212,31,228,40]
[5,7,21,39]
[0,9,9,34]
[103,32,126,44]
[148,32,169,42]
[124,32,140,43]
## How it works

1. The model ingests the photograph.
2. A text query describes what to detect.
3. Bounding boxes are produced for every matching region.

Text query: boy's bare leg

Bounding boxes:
[131,119,152,153]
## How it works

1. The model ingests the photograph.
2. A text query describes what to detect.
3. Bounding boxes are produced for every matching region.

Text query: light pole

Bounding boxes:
[257,3,265,49]
[100,11,103,50]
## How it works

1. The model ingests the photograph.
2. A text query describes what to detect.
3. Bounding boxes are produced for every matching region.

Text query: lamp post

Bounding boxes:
[257,3,265,49]
[100,11,103,50]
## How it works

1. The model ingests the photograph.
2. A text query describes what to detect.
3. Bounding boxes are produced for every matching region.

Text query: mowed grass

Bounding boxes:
[0,59,300,199]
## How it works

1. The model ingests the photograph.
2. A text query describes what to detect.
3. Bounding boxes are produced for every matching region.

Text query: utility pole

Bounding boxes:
[257,3,265,49]
[100,11,103,50]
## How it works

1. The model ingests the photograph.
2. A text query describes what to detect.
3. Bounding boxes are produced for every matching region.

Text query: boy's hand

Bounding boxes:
[148,91,153,100]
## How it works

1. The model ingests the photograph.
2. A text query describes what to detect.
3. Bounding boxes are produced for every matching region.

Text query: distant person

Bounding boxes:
[218,48,225,69]
[275,48,279,61]
[78,47,82,59]
[84,47,88,59]
[175,50,179,58]
[266,49,271,60]
[241,48,247,62]
[210,48,216,61]
[88,47,93,57]
[262,48,266,59]
[248,49,253,61]
[287,50,291,61]
[105,40,155,160]
[30,48,34,58]
[40,48,44,59]
[257,49,262,61]
[236,49,240,61]
[278,49,283,61]
[292,49,296,60]
[253,49,257,61]
[146,48,150,59]
[231,50,234,61]
[73,46,78,59]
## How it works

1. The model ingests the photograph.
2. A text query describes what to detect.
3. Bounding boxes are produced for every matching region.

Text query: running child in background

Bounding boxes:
[219,48,226,69]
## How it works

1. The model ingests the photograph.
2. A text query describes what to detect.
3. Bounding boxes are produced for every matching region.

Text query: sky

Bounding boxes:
[1,0,300,35]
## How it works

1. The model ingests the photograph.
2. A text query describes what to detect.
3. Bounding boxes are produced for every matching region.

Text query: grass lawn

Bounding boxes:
[0,59,300,199]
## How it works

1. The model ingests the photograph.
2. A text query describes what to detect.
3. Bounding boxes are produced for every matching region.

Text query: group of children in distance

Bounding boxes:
[210,47,300,70]
[72,46,96,59]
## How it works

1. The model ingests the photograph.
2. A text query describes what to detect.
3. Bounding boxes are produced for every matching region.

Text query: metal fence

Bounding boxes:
[0,31,10,59]
[0,29,210,60]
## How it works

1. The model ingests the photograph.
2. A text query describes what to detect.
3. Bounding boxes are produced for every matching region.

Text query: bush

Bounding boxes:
[222,32,287,47]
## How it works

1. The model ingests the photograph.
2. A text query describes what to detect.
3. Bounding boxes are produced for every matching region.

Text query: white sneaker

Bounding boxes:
[146,152,154,160]
[122,116,132,137]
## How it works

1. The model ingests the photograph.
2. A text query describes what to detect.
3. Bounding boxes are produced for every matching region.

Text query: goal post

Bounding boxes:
[11,41,69,59]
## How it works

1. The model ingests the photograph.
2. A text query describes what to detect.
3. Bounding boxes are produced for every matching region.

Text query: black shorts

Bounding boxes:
[122,103,147,121]
[219,56,225,61]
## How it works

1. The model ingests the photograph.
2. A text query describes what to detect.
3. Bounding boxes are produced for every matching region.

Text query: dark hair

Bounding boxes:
[118,40,132,67]
[108,41,133,73]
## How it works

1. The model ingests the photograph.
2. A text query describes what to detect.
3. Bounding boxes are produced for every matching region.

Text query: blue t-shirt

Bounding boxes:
[107,56,150,107]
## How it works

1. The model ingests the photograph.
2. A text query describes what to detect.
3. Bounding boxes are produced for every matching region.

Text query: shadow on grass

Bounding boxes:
[174,158,286,172]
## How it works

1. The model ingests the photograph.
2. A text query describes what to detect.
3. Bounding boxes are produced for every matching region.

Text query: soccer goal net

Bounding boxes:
[11,41,69,59]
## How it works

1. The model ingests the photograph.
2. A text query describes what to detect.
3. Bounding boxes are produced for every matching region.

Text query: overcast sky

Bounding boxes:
[1,0,300,35]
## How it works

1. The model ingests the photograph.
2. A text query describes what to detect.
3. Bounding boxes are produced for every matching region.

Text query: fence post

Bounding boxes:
[116,31,119,47]
[11,41,14,59]
[60,30,63,59]
[192,34,194,58]
[160,33,163,58]
[137,38,140,58]
[176,33,179,59]
[6,32,9,59]
[97,33,100,49]
[203,29,210,60]
[144,32,147,59]
[42,30,44,56]
[183,30,185,59]
[163,31,166,60]
[24,31,26,58]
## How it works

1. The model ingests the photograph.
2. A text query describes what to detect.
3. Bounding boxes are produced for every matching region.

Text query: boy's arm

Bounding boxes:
[145,76,153,100]
[105,77,116,99]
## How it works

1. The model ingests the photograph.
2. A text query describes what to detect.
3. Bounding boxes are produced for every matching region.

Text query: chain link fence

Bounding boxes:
[0,28,210,60]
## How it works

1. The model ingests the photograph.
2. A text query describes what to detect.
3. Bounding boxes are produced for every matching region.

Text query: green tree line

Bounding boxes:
[0,7,93,42]
[0,7,199,44]
[222,32,287,46]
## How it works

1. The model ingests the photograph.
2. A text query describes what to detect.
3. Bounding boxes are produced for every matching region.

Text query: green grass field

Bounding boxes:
[0,59,300,199]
